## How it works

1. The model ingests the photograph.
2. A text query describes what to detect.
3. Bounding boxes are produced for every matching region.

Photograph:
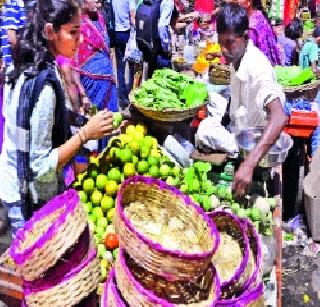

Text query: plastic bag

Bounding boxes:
[124,27,143,63]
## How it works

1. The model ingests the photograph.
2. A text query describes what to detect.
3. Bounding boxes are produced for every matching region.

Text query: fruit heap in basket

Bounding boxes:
[132,69,208,110]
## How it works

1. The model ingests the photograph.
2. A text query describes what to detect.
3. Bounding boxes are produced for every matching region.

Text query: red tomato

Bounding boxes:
[104,233,119,250]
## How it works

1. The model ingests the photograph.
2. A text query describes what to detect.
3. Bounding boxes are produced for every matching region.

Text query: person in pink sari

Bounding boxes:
[72,0,117,114]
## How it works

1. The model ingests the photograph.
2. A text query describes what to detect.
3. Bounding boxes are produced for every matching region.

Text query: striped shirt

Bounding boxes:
[1,0,26,66]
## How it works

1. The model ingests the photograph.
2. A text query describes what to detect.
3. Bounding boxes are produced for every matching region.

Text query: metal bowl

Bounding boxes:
[236,127,293,168]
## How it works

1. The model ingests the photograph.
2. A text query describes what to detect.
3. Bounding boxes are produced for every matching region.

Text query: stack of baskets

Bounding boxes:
[9,189,100,306]
[101,177,264,306]
[102,176,221,306]
[284,80,320,102]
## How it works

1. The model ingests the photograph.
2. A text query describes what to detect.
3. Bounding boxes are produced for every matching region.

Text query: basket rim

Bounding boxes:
[103,268,126,307]
[283,79,320,92]
[116,176,220,260]
[10,189,79,265]
[216,281,263,306]
[130,92,207,113]
[118,247,220,306]
[23,247,97,296]
[240,218,263,292]
[208,210,250,288]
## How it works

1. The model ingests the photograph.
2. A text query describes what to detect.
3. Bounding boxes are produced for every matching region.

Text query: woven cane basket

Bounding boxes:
[24,243,100,307]
[102,267,127,307]
[216,282,264,307]
[113,176,219,281]
[284,80,320,102]
[209,64,231,85]
[240,219,263,292]
[209,211,252,299]
[10,189,87,281]
[114,247,220,307]
[130,92,207,122]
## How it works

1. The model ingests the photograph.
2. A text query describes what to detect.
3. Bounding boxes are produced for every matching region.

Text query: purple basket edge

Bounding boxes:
[240,218,263,292]
[208,210,250,289]
[10,189,79,265]
[116,175,219,260]
[23,247,97,297]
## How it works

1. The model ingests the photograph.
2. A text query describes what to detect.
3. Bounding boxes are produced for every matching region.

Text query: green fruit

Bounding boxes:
[88,214,96,224]
[92,207,104,220]
[149,165,160,178]
[159,165,171,178]
[97,244,106,258]
[128,140,140,155]
[140,144,151,159]
[119,148,133,163]
[105,180,118,196]
[100,265,108,280]
[148,156,160,167]
[251,208,261,222]
[191,179,200,192]
[97,217,108,229]
[132,156,139,165]
[237,208,246,219]
[91,190,103,206]
[107,208,115,223]
[172,166,180,177]
[231,202,240,214]
[166,176,177,186]
[83,202,92,214]
[96,225,106,238]
[124,163,135,177]
[112,248,119,260]
[101,196,114,212]
[180,184,188,192]
[83,178,95,195]
[78,191,88,203]
[96,174,108,191]
[137,161,149,174]
[141,136,153,148]
[88,220,95,232]
[107,168,121,183]
[112,112,123,129]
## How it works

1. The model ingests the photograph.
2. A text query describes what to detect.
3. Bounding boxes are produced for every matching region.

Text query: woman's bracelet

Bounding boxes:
[78,127,87,145]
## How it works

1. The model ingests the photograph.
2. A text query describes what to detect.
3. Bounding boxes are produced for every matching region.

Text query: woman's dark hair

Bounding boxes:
[9,0,81,83]
[216,3,249,36]
[285,18,303,40]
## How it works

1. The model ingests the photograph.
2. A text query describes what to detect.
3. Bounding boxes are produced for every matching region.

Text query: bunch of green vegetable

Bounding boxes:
[133,69,208,110]
[274,66,315,86]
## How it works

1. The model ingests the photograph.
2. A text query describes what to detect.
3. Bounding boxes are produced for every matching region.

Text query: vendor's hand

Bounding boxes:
[232,161,254,196]
[83,110,113,140]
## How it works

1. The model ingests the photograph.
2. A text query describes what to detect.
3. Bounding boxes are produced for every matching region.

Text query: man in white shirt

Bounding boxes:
[216,3,288,195]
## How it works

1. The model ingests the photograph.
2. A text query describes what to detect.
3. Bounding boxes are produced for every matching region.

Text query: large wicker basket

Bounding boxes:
[241,219,263,292]
[10,189,88,281]
[113,176,219,281]
[130,92,207,122]
[216,282,264,307]
[209,64,231,85]
[102,268,127,307]
[23,243,100,306]
[209,211,251,299]
[284,80,320,102]
[114,247,220,307]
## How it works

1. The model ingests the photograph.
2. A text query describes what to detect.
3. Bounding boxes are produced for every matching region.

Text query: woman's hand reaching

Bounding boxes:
[83,109,114,140]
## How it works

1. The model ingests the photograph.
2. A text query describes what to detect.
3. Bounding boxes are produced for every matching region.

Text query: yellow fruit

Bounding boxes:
[126,125,136,136]
[105,180,118,196]
[101,259,109,268]
[135,124,147,136]
[134,132,144,142]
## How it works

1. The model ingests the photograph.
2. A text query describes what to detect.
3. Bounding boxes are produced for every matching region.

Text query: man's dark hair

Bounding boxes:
[313,26,320,38]
[285,18,303,40]
[216,3,249,37]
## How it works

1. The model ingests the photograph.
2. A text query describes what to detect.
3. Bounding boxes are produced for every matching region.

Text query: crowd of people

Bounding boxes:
[0,0,318,237]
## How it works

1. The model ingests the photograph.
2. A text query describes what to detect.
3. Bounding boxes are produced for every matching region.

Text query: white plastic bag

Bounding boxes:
[124,27,142,63]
